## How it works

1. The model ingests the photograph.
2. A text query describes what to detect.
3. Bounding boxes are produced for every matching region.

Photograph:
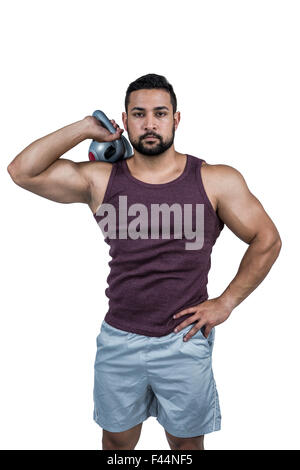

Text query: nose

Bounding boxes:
[143,115,157,132]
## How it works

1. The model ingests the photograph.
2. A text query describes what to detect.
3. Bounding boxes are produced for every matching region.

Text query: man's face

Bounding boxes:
[122,89,180,157]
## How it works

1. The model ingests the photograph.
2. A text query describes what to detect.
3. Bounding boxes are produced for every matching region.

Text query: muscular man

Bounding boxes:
[7,74,282,450]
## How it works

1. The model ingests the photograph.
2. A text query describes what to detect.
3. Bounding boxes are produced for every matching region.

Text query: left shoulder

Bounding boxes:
[200,160,249,197]
[201,161,245,180]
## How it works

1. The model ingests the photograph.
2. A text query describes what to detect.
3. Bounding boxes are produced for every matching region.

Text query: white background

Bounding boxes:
[1,0,299,450]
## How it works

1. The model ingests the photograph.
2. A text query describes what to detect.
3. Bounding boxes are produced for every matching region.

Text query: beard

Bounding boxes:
[127,122,175,157]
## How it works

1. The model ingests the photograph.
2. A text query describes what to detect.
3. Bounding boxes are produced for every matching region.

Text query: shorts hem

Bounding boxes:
[93,411,151,433]
[157,416,221,438]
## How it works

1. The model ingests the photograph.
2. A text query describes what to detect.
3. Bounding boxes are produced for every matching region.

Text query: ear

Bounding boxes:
[122,112,128,132]
[174,111,181,131]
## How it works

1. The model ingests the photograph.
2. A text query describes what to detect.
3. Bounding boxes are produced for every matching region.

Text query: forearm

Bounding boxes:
[219,234,282,311]
[7,118,90,178]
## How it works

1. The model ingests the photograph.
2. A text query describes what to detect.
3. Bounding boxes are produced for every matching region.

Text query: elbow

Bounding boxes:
[7,161,18,175]
[7,163,17,180]
[274,235,282,256]
[7,163,23,185]
[267,232,282,260]
[254,229,282,258]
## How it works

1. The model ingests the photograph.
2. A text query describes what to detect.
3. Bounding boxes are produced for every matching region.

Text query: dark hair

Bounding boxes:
[125,73,177,114]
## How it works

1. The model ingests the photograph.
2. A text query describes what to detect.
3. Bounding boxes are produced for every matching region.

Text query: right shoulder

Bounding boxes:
[83,160,113,184]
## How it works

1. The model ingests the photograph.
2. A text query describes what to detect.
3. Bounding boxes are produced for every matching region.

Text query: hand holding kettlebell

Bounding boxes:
[87,110,133,163]
[84,115,124,142]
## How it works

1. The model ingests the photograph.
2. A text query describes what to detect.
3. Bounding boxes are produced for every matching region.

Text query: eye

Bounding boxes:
[133,112,167,117]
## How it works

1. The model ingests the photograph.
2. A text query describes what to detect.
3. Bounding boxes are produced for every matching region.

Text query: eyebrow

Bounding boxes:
[130,106,169,112]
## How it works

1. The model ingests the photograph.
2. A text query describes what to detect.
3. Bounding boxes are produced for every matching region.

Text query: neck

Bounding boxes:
[128,149,185,177]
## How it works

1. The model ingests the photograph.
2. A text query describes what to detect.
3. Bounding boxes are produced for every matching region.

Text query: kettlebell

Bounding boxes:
[88,110,133,163]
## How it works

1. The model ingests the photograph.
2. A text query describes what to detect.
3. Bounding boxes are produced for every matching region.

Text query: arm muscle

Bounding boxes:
[10,158,92,205]
[214,165,280,244]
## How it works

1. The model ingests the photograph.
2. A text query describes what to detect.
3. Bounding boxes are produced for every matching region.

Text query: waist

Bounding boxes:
[104,277,208,337]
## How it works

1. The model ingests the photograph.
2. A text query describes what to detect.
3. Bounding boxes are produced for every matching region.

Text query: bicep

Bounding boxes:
[12,158,92,205]
[216,165,279,244]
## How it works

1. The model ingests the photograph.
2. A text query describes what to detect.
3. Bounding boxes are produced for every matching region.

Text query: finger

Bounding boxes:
[203,326,211,339]
[112,122,122,131]
[173,306,198,319]
[110,119,120,129]
[174,317,197,333]
[183,319,208,341]
[107,128,124,140]
[183,324,201,342]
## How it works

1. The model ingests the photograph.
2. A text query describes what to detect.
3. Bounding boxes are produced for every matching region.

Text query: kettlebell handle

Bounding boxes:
[88,110,133,163]
[92,110,117,134]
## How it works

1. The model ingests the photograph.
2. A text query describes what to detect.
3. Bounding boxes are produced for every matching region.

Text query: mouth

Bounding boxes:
[144,136,157,140]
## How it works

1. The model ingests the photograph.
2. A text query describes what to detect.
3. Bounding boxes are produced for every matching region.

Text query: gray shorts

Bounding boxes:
[93,320,221,438]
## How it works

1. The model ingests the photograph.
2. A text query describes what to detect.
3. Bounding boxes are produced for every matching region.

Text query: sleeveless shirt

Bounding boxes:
[93,154,224,337]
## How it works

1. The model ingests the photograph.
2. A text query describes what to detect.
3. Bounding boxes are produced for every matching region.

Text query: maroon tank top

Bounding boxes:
[93,154,224,337]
